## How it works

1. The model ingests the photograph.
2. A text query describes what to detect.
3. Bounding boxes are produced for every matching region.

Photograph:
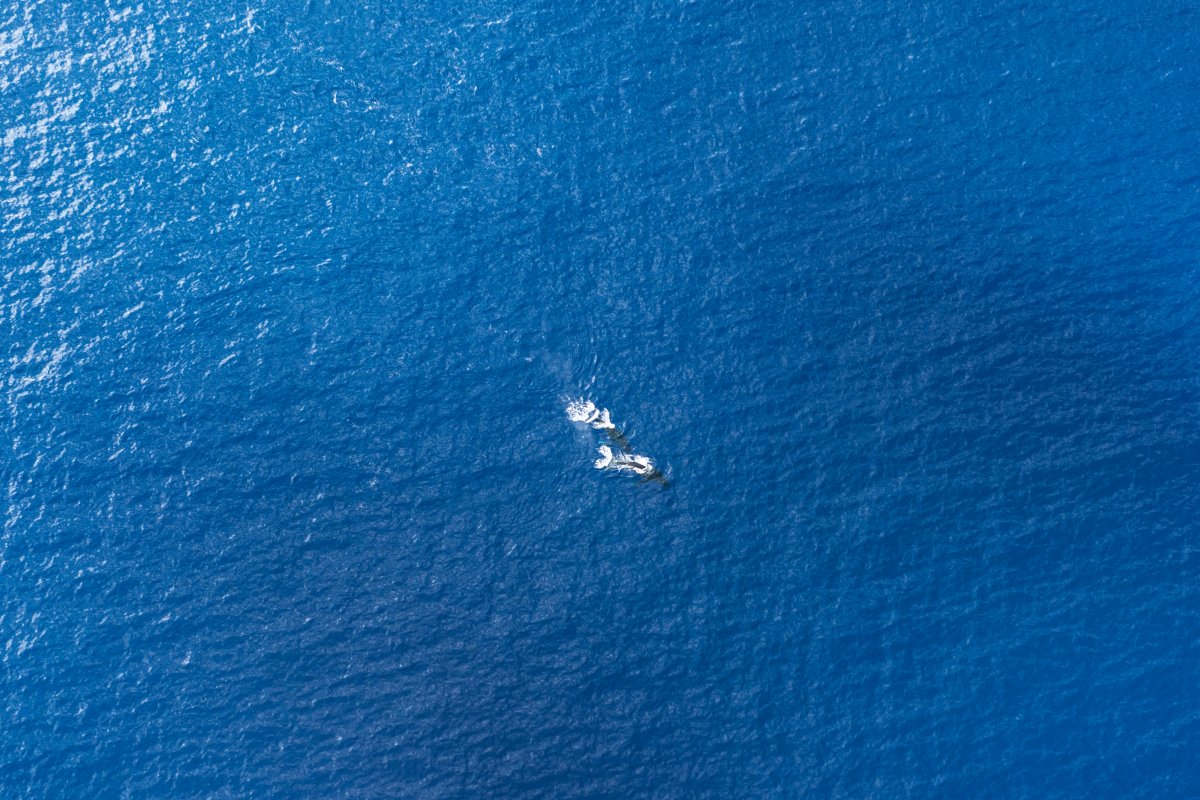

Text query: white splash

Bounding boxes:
[565,398,599,424]
[594,444,614,469]
[565,398,616,431]
[593,446,655,475]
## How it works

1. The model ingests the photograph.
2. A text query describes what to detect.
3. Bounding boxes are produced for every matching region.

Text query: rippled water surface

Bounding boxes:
[4,1,1200,797]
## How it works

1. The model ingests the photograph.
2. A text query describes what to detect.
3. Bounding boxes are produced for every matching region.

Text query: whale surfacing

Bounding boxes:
[593,445,655,475]
[567,398,668,486]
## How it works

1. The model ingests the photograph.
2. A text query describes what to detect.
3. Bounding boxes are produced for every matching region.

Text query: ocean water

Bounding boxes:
[3,0,1200,797]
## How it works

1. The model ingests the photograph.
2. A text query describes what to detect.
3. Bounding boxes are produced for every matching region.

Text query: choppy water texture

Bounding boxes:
[4,1,1200,797]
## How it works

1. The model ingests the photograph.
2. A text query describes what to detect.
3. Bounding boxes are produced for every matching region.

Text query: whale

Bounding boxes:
[568,398,668,486]
[594,445,669,486]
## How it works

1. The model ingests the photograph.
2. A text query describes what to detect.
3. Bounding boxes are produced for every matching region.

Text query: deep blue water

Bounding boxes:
[4,0,1200,797]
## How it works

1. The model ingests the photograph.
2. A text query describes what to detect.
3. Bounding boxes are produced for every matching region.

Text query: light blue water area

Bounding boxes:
[3,0,1200,797]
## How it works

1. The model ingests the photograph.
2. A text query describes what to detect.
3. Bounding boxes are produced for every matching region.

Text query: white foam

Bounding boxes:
[566,398,622,431]
[594,445,614,469]
[565,398,599,424]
